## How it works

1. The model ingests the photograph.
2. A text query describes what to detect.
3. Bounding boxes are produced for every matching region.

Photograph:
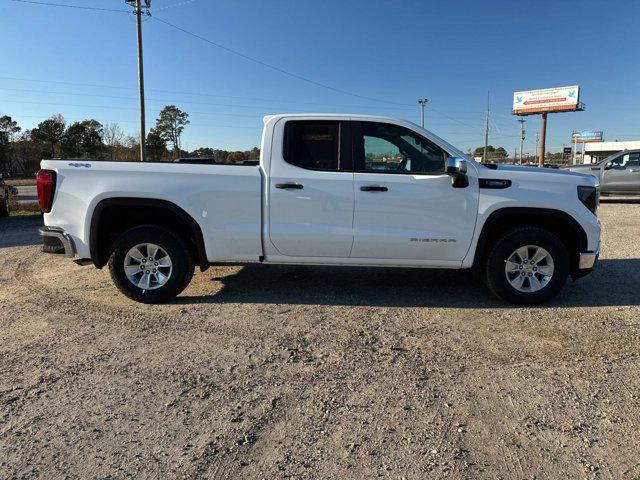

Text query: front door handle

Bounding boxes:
[629,168,640,173]
[360,185,388,192]
[276,183,304,190]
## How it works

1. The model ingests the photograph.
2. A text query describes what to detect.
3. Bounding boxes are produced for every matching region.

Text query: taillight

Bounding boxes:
[37,169,56,213]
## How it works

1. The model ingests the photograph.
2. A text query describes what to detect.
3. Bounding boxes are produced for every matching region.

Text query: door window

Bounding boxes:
[283,121,340,171]
[354,122,448,174]
[610,152,640,169]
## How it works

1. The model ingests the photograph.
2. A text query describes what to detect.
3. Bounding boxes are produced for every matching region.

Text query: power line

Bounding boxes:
[8,113,261,130]
[10,0,412,108]
[8,0,128,13]
[8,1,493,130]
[424,105,483,129]
[0,76,416,111]
[0,75,489,125]
[155,0,197,11]
[0,84,490,129]
[1,93,492,137]
[0,98,264,118]
[151,15,414,108]
[0,86,414,113]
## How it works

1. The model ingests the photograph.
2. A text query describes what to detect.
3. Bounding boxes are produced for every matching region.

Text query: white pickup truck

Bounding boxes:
[38,114,601,304]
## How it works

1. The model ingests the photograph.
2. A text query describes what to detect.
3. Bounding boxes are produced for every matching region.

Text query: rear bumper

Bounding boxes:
[39,226,76,258]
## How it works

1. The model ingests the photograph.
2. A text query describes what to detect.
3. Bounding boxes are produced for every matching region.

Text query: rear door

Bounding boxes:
[350,121,478,262]
[268,120,354,257]
[602,152,640,193]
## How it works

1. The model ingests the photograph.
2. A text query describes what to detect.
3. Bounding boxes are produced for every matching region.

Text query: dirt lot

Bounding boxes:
[1,202,639,479]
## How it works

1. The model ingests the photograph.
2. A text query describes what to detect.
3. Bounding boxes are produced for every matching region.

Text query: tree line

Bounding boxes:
[0,105,260,177]
[471,145,567,164]
[471,145,509,160]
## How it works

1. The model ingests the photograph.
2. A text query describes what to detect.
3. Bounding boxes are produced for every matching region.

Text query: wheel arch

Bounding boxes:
[472,207,588,275]
[89,197,208,271]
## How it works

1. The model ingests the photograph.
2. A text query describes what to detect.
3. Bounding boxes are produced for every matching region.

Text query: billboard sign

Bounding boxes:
[513,85,580,115]
[571,130,603,143]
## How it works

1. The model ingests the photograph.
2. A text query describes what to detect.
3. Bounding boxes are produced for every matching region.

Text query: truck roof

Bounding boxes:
[262,113,406,123]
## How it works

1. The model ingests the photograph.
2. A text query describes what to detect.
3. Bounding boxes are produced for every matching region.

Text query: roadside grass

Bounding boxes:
[9,200,41,216]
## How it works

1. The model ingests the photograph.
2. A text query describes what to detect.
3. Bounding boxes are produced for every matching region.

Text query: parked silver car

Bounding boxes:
[563,150,640,194]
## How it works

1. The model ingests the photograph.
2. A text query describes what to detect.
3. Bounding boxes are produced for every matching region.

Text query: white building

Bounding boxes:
[583,140,640,164]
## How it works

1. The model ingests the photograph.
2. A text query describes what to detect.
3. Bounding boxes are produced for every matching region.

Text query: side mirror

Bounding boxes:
[445,157,468,188]
[604,161,613,170]
[446,157,467,175]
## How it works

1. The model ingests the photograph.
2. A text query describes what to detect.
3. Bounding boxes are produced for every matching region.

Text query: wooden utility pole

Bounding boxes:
[483,91,490,162]
[127,0,149,162]
[517,118,526,164]
[538,113,547,167]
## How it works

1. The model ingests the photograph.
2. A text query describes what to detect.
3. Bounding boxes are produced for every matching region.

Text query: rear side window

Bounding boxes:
[283,121,340,171]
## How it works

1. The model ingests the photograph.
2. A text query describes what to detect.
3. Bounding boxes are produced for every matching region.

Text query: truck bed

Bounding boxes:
[41,159,264,262]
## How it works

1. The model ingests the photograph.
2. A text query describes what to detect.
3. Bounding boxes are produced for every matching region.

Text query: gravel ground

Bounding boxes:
[1,202,639,479]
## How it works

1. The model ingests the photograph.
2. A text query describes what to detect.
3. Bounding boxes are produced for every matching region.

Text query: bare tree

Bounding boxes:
[103,123,125,160]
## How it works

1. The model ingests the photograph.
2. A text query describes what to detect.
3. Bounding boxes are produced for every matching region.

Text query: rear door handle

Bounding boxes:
[360,185,388,192]
[629,168,640,173]
[275,183,304,190]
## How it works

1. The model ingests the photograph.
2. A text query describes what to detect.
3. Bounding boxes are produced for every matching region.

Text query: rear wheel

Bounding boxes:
[484,227,569,304]
[108,225,194,303]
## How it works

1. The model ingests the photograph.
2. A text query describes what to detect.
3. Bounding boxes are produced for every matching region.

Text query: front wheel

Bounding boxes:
[108,225,194,303]
[484,227,569,304]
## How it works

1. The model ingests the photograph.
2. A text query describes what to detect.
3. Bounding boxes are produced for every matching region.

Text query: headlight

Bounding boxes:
[577,185,599,215]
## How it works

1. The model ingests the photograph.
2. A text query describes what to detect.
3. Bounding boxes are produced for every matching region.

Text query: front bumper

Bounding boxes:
[39,226,76,258]
[578,251,598,269]
[572,244,600,280]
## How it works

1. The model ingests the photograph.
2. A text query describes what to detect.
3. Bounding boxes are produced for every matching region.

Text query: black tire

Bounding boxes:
[484,227,569,305]
[0,193,10,218]
[108,225,194,304]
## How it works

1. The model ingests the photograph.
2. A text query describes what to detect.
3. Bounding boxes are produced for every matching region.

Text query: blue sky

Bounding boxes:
[2,0,639,153]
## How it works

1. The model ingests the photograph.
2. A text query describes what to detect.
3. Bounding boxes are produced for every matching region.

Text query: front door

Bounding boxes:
[350,121,478,262]
[602,152,640,193]
[268,120,354,257]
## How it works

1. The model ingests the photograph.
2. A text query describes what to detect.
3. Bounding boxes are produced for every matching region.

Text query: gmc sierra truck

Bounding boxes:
[38,114,601,304]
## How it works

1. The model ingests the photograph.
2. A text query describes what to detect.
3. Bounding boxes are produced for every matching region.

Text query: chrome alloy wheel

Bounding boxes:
[504,245,554,293]
[124,243,172,290]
